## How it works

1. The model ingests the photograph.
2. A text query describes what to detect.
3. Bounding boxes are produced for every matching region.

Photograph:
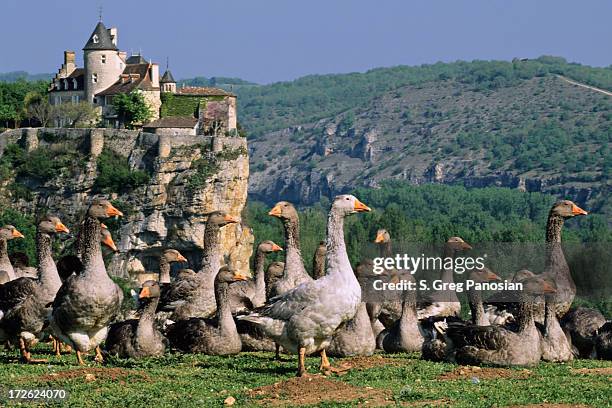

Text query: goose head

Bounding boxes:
[512,269,535,283]
[332,194,371,215]
[550,200,588,218]
[177,268,196,279]
[163,249,188,264]
[139,280,161,300]
[216,265,249,285]
[268,201,298,221]
[88,199,124,219]
[100,224,118,251]
[266,261,285,279]
[38,215,70,235]
[0,225,25,240]
[206,211,239,227]
[469,267,500,283]
[374,229,390,244]
[445,236,472,251]
[521,275,557,297]
[258,240,283,254]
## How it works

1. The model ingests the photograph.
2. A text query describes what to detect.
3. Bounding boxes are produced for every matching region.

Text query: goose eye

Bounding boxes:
[345,197,349,200]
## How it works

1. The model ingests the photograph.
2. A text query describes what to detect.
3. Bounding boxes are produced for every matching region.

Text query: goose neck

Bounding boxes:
[254,249,266,297]
[200,223,221,280]
[81,216,106,277]
[159,257,171,284]
[544,213,567,272]
[516,293,536,332]
[136,298,158,341]
[0,238,14,279]
[468,288,485,325]
[36,231,61,293]
[215,281,236,332]
[282,217,304,276]
[399,290,418,327]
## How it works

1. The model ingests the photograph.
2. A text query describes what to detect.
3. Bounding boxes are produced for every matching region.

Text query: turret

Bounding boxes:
[83,21,124,104]
[160,69,176,93]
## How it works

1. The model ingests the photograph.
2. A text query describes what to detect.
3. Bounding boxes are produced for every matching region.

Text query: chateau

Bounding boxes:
[49,20,237,135]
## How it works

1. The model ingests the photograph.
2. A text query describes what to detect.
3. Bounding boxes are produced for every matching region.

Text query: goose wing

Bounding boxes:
[158,274,201,312]
[446,323,510,350]
[249,280,321,322]
[0,277,37,314]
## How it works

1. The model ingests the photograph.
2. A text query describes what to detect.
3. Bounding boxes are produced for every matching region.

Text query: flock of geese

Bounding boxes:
[0,196,610,377]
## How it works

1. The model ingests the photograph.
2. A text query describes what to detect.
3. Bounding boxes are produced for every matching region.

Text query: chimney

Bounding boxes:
[64,50,76,75]
[108,27,118,46]
[149,63,159,87]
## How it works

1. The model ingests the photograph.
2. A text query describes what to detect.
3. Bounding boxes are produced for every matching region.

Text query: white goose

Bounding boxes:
[238,195,371,376]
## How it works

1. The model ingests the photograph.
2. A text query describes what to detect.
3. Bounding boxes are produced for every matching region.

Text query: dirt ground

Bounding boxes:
[438,365,532,380]
[30,368,151,384]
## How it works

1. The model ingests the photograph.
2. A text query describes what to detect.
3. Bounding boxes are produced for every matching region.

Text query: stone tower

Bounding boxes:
[160,69,177,93]
[83,21,124,104]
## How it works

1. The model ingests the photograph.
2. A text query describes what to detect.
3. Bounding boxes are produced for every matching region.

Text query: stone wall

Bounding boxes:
[0,127,251,280]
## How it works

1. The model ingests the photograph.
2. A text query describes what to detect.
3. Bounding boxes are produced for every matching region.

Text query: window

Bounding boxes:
[63,79,68,90]
[101,54,106,64]
[72,78,78,89]
[92,73,98,83]
[92,34,99,44]
[55,81,60,90]
[93,97,98,104]
[72,95,80,104]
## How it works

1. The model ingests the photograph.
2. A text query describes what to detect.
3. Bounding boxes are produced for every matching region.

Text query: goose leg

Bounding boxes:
[76,350,85,365]
[275,343,281,360]
[94,346,104,363]
[19,338,47,364]
[319,349,349,375]
[297,347,307,377]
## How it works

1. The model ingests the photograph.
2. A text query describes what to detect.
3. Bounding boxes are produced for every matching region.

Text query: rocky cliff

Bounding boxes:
[0,127,251,280]
[248,76,610,215]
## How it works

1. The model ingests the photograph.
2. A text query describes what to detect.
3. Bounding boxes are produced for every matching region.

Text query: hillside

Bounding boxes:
[246,65,611,217]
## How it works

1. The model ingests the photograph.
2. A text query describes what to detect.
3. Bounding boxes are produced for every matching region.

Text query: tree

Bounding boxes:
[57,102,99,128]
[0,104,17,128]
[24,92,55,127]
[112,91,152,129]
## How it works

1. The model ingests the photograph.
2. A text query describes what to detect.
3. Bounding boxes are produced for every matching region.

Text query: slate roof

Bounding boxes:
[96,63,158,96]
[143,116,198,128]
[160,70,176,83]
[83,21,118,51]
[126,54,147,64]
[175,86,235,97]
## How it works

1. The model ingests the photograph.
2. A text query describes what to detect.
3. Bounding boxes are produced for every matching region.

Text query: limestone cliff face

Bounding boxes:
[0,127,251,281]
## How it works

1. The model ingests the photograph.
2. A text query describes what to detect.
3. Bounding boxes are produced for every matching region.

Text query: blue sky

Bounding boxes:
[2,0,611,83]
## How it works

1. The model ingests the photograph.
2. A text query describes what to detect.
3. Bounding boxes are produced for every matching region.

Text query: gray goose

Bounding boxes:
[104,280,167,358]
[538,288,573,362]
[167,266,248,354]
[594,322,612,360]
[561,307,606,358]
[0,216,69,363]
[229,240,283,313]
[265,261,284,299]
[49,199,124,365]
[312,240,326,279]
[0,225,25,281]
[158,249,188,284]
[327,261,376,357]
[238,195,371,377]
[447,276,556,367]
[268,201,313,297]
[483,201,588,324]
[157,211,237,320]
[417,237,471,320]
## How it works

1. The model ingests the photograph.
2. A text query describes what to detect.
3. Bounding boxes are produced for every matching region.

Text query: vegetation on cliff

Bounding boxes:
[94,148,150,193]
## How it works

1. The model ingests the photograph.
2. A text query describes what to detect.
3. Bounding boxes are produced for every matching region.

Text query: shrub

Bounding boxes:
[94,148,150,194]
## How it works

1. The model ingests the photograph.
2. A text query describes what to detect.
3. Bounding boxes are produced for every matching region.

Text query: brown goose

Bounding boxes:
[538,288,573,362]
[0,225,25,281]
[268,201,312,297]
[157,211,238,320]
[229,240,283,313]
[376,275,423,353]
[0,216,69,363]
[265,261,284,299]
[167,266,248,354]
[49,199,124,365]
[417,237,472,319]
[238,195,371,377]
[560,307,607,358]
[104,280,167,358]
[158,249,188,284]
[312,240,327,279]
[327,261,376,357]
[448,276,556,366]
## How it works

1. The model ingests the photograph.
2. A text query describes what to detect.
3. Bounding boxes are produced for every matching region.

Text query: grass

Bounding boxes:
[1,344,610,407]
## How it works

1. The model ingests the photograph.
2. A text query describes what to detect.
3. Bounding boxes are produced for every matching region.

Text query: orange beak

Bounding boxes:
[271,243,283,252]
[268,204,282,217]
[486,270,501,281]
[223,214,239,223]
[102,234,118,252]
[571,204,588,216]
[353,199,371,213]
[542,281,557,294]
[139,286,151,299]
[106,203,124,217]
[233,273,249,281]
[12,229,25,239]
[177,253,188,263]
[374,232,385,243]
[462,242,473,250]
[55,222,70,234]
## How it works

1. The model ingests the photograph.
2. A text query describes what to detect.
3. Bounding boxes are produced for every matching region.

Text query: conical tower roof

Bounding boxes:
[161,69,176,83]
[83,21,118,51]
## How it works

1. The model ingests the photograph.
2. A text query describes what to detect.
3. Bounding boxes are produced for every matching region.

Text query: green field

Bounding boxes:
[1,343,610,407]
